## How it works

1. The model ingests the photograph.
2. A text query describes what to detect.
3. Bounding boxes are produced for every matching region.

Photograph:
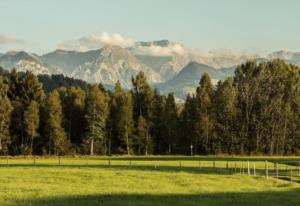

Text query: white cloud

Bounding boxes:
[57,32,135,51]
[133,43,188,56]
[0,35,25,45]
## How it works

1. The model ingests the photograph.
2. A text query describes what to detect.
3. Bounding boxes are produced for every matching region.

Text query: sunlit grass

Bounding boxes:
[0,156,299,206]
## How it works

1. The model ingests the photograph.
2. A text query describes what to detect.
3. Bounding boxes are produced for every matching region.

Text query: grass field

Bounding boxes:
[0,156,300,206]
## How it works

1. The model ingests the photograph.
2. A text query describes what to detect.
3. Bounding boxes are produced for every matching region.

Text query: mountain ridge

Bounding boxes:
[1,40,300,99]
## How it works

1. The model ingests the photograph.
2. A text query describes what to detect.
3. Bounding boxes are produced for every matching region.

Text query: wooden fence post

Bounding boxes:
[242,163,245,175]
[235,162,237,174]
[265,160,268,179]
[58,156,61,165]
[276,162,279,184]
[253,163,256,176]
[247,161,250,176]
[240,164,242,175]
[290,168,293,184]
[179,161,182,169]
[108,159,111,167]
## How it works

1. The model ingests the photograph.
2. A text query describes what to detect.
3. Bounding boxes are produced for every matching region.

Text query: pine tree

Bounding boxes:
[151,90,166,154]
[195,73,214,154]
[24,100,40,155]
[19,71,45,105]
[44,90,69,155]
[164,93,179,154]
[84,85,108,155]
[7,70,45,154]
[136,115,148,155]
[0,76,13,154]
[132,71,154,154]
[179,94,197,154]
[58,86,86,151]
[109,81,134,155]
[121,92,134,155]
[214,77,238,153]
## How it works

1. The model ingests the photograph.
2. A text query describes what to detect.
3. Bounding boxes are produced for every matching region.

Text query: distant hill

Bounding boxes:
[0,51,63,75]
[38,74,89,93]
[157,62,226,99]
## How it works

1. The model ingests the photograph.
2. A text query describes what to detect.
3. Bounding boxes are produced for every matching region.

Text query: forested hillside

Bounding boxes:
[0,59,299,156]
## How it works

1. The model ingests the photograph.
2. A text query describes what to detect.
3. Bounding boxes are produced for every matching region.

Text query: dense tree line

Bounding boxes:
[0,59,300,156]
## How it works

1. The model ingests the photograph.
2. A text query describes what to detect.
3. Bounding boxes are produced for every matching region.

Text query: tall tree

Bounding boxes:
[44,90,69,155]
[84,85,108,155]
[132,71,154,154]
[7,70,45,154]
[24,100,40,155]
[58,86,86,151]
[0,76,13,154]
[135,115,148,155]
[151,90,166,154]
[164,93,179,154]
[214,77,238,153]
[179,94,198,154]
[109,81,134,155]
[195,73,214,154]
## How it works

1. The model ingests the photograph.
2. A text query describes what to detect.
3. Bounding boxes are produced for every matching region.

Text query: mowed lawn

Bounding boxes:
[0,156,300,206]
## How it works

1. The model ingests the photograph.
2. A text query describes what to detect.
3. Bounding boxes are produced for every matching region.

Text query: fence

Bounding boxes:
[0,156,299,184]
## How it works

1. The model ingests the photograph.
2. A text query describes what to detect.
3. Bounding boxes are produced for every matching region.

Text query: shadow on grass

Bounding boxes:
[13,189,300,206]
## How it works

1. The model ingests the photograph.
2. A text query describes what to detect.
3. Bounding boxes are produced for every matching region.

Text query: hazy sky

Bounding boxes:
[0,0,300,55]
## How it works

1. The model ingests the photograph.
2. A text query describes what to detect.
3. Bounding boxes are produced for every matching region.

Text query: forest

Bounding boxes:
[0,59,300,156]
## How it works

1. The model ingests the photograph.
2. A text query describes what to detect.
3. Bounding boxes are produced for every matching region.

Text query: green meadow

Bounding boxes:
[0,156,300,206]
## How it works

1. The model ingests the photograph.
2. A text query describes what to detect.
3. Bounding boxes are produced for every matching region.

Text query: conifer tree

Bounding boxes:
[151,90,166,154]
[179,94,197,154]
[44,90,69,155]
[195,73,214,154]
[24,100,40,155]
[214,77,238,153]
[84,85,108,155]
[136,115,148,155]
[58,86,86,151]
[164,93,179,154]
[132,71,154,154]
[110,81,134,154]
[0,76,13,154]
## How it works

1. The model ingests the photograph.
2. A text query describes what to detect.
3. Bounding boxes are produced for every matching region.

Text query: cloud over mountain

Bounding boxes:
[0,35,25,45]
[133,43,187,56]
[57,32,135,51]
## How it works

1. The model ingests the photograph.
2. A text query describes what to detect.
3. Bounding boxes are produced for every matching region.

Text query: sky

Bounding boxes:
[0,0,300,55]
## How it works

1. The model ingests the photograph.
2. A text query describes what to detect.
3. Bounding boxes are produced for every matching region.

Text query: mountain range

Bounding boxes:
[0,40,299,99]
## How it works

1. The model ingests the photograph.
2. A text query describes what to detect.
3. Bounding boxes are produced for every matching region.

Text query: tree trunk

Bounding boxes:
[30,137,33,156]
[126,132,130,155]
[90,138,94,155]
[145,126,149,155]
